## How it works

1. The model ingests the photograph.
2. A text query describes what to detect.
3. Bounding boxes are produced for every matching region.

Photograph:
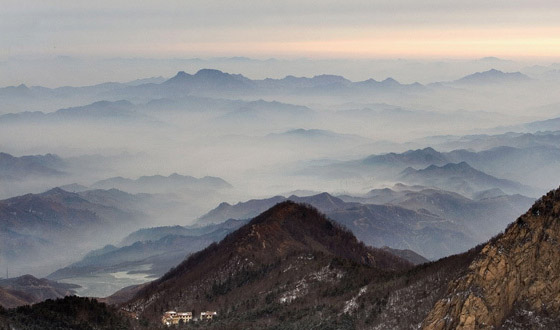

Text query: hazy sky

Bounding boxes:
[2,0,560,60]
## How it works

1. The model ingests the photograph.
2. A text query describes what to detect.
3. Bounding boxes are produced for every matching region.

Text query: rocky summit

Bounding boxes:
[423,187,560,329]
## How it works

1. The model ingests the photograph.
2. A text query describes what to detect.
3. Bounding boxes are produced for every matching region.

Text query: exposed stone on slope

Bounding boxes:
[422,187,560,329]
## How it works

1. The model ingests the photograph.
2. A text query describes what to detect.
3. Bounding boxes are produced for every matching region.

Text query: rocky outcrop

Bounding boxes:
[422,187,560,329]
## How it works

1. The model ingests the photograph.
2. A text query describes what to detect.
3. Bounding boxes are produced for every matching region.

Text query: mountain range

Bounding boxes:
[195,191,533,259]
[116,186,560,328]
[0,100,155,125]
[1,65,560,329]
[423,130,560,152]
[1,186,559,328]
[399,162,533,197]
[305,145,558,195]
[0,152,65,180]
[339,185,534,236]
[0,68,426,109]
[89,173,232,194]
[452,69,531,85]
[51,186,528,297]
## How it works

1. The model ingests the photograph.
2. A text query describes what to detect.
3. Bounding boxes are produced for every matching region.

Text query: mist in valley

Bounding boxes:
[2,59,560,296]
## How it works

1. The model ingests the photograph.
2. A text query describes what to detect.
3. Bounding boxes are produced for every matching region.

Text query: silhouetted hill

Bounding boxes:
[427,131,560,151]
[213,99,314,127]
[0,152,65,180]
[120,218,247,246]
[338,186,534,239]
[75,188,152,213]
[0,275,79,308]
[312,144,557,194]
[362,147,447,168]
[524,116,560,132]
[90,173,232,194]
[265,128,372,147]
[0,188,141,276]
[0,100,152,124]
[399,162,534,197]
[163,69,255,94]
[454,69,530,85]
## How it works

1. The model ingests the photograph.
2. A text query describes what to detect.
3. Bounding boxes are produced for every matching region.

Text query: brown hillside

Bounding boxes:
[124,201,412,325]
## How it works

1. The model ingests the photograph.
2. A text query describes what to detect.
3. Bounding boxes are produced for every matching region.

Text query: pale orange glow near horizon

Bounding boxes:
[28,26,560,61]
[3,1,560,62]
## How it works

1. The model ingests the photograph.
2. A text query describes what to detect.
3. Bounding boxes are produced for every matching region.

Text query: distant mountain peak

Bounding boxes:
[403,147,441,157]
[42,187,69,195]
[163,68,251,89]
[311,74,349,83]
[455,69,530,84]
[443,161,472,169]
[421,146,437,153]
[90,173,231,194]
[195,68,226,76]
[478,56,504,61]
[90,99,132,107]
[381,77,399,85]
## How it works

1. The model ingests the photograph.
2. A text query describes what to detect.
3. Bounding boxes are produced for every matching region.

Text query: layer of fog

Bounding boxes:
[2,72,560,202]
[2,61,560,281]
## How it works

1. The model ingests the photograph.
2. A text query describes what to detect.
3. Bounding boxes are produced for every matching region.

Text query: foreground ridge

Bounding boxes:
[123,201,413,325]
[423,187,560,329]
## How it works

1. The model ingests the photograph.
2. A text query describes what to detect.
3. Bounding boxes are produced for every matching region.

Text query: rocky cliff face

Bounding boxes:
[423,187,560,329]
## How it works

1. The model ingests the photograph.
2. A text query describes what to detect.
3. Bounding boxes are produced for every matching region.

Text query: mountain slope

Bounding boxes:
[197,195,286,225]
[362,147,447,168]
[163,69,255,93]
[124,202,412,325]
[47,219,249,298]
[90,173,231,194]
[0,275,79,308]
[0,152,65,180]
[399,162,533,197]
[0,188,141,276]
[338,186,534,243]
[423,187,560,329]
[0,287,35,309]
[198,193,483,259]
[309,145,556,195]
[454,69,530,85]
[0,100,152,124]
